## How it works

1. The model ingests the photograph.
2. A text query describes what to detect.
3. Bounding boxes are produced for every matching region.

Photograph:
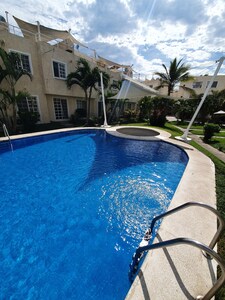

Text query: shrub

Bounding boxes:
[150,113,167,127]
[123,109,137,123]
[18,111,40,132]
[70,108,87,126]
[203,123,221,142]
[149,97,174,127]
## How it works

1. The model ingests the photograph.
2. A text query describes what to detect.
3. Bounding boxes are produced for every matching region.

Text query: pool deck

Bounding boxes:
[107,126,218,300]
[0,126,219,299]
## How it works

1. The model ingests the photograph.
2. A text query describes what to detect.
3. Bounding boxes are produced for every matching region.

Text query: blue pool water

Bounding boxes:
[0,129,188,299]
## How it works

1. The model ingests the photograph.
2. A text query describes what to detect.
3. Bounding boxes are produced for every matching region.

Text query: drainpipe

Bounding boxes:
[36,21,41,41]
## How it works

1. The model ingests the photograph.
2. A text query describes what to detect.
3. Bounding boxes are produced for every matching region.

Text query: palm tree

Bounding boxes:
[0,47,32,131]
[155,58,194,96]
[66,58,110,125]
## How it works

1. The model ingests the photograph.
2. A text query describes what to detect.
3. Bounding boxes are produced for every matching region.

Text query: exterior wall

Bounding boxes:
[144,75,225,99]
[144,78,169,97]
[0,21,123,124]
[180,75,225,97]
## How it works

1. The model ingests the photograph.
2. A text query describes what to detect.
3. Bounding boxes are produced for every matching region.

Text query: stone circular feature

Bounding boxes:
[116,127,159,137]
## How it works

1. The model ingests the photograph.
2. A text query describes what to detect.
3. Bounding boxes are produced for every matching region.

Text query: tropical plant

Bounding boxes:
[149,96,174,126]
[155,58,194,96]
[173,98,198,124]
[110,79,122,92]
[66,58,110,125]
[16,91,40,132]
[203,123,221,142]
[0,47,32,132]
[138,96,152,121]
[138,96,174,126]
[199,89,225,124]
[0,90,12,127]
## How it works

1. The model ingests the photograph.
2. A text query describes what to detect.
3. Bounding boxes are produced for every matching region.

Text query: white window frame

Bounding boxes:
[17,95,41,123]
[192,82,203,88]
[52,60,67,79]
[53,98,69,120]
[76,100,87,110]
[126,102,136,110]
[9,49,33,74]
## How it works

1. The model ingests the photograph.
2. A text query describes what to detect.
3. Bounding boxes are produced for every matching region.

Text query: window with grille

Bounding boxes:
[11,51,32,73]
[53,61,66,79]
[17,96,40,120]
[192,82,202,88]
[126,102,135,110]
[53,98,68,120]
[76,100,87,110]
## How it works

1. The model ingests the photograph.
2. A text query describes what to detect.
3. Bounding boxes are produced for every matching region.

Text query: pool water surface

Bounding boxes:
[0,129,188,299]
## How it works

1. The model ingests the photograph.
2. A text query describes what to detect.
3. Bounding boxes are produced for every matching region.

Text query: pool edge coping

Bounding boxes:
[0,126,217,299]
[122,129,217,299]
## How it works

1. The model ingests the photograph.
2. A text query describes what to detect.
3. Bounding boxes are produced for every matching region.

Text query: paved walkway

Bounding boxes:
[176,126,225,163]
[189,133,225,163]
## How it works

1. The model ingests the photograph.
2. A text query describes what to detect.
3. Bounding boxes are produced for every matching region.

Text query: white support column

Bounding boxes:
[5,11,9,32]
[176,56,225,142]
[100,72,110,128]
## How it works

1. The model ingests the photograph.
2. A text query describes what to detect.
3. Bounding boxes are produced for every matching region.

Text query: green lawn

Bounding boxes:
[190,129,225,137]
[207,138,225,153]
[169,122,225,153]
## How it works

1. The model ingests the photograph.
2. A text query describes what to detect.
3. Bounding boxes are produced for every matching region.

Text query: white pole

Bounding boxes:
[100,72,109,127]
[177,56,225,141]
[5,11,9,32]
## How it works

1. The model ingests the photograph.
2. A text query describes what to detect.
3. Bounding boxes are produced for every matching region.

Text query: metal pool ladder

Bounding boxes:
[2,123,13,152]
[129,201,225,300]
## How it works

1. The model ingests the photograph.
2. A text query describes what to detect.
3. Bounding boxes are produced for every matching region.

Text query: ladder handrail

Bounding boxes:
[149,201,225,250]
[2,123,10,139]
[2,123,13,152]
[133,237,225,300]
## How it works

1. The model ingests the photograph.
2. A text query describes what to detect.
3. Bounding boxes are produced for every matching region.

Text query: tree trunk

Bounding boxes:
[11,87,17,133]
[86,87,92,125]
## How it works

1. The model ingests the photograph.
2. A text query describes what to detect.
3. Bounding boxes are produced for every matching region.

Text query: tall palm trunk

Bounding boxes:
[11,87,17,132]
[86,86,94,125]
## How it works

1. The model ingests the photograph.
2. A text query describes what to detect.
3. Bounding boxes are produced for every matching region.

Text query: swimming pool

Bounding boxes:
[0,129,188,299]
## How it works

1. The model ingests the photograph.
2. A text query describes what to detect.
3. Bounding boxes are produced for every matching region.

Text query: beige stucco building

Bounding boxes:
[144,75,225,99]
[0,16,132,125]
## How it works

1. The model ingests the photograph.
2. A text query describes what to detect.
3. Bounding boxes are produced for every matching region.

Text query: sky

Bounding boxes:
[1,0,225,79]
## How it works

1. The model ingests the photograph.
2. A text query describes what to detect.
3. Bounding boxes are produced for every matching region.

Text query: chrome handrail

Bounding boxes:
[149,202,225,250]
[133,237,225,300]
[2,123,13,152]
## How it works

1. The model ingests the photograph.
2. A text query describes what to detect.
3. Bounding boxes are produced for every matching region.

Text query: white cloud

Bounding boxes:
[119,0,134,17]
[1,0,225,76]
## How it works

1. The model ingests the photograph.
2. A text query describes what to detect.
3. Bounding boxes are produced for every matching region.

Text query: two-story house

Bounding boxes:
[0,15,130,125]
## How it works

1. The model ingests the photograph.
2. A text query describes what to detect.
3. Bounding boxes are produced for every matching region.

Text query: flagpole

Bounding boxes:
[176,56,225,142]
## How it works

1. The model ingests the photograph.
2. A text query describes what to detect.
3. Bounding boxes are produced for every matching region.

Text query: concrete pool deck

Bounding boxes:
[107,126,218,300]
[0,126,220,299]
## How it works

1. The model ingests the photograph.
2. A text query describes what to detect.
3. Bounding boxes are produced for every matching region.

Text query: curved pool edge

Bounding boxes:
[125,138,217,300]
[0,127,217,299]
[0,127,102,142]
